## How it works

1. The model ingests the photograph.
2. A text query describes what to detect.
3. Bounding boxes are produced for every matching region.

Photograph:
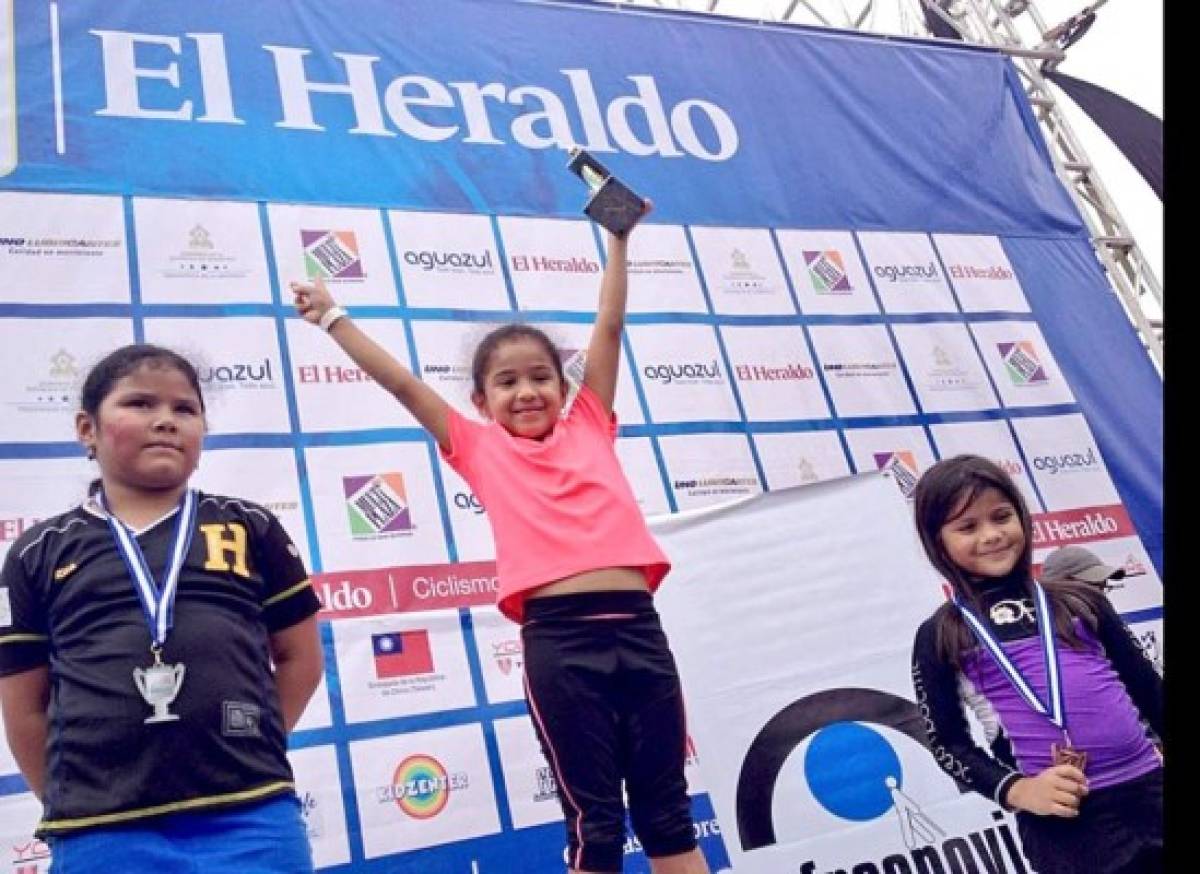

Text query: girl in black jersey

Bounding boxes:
[0,344,324,873]
[909,455,1163,874]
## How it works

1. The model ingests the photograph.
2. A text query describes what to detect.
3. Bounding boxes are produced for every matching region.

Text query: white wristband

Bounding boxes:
[319,306,347,332]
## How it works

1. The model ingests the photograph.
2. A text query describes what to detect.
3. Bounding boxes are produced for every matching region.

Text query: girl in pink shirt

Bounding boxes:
[292,207,709,874]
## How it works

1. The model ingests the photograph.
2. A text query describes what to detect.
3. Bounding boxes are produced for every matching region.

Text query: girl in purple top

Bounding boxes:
[909,455,1163,874]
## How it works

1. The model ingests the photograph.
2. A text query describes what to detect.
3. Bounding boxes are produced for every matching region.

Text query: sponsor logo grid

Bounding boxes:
[0,193,1160,870]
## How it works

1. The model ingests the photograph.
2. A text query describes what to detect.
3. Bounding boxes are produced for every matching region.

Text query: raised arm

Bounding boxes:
[291,278,452,451]
[582,201,650,413]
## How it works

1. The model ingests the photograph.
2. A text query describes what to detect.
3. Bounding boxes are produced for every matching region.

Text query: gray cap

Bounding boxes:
[1041,545,1126,586]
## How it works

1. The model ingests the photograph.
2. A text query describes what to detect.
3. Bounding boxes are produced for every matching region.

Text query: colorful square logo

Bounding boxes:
[302,229,364,279]
[344,473,412,536]
[997,341,1048,385]
[803,250,852,294]
[873,450,920,498]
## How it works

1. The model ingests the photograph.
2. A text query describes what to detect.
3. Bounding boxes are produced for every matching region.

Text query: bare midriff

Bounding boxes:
[526,566,650,599]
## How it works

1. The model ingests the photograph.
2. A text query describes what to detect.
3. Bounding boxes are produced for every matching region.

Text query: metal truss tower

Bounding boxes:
[915,0,1162,370]
[608,0,1164,371]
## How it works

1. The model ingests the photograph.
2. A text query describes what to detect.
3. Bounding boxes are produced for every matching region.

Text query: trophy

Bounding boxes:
[566,147,647,239]
[133,657,186,724]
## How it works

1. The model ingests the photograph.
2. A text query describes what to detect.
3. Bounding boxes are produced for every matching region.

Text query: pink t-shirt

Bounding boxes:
[440,385,671,622]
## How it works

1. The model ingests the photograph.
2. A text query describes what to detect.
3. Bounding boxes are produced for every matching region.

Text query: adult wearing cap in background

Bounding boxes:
[1042,544,1164,759]
[1041,545,1127,591]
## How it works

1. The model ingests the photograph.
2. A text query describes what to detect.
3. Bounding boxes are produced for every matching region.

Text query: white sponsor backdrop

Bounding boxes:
[0,192,1162,871]
[653,474,1031,874]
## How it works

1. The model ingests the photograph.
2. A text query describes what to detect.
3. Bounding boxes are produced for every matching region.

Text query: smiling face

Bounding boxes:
[76,362,205,498]
[938,486,1027,581]
[471,336,568,440]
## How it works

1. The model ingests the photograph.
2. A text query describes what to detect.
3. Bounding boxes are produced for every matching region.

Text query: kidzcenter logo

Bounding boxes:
[997,341,1048,385]
[344,473,413,536]
[378,754,468,819]
[803,250,852,294]
[302,230,364,279]
[874,451,920,498]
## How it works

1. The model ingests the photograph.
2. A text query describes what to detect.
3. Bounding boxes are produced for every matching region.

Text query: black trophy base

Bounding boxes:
[584,176,646,239]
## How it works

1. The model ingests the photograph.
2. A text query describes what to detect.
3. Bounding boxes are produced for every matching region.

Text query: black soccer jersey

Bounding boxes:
[0,491,321,835]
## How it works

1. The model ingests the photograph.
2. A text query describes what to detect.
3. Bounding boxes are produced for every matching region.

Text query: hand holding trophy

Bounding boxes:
[566,147,649,238]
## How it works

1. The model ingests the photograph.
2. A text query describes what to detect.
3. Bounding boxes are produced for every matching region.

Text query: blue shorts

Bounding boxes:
[48,795,313,874]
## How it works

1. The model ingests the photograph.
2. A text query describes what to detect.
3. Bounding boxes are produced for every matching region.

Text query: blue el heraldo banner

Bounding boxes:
[2,0,1161,553]
[0,1,1163,872]
[9,0,1081,232]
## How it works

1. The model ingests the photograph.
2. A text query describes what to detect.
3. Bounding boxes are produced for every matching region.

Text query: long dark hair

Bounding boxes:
[913,454,1103,666]
[470,324,565,397]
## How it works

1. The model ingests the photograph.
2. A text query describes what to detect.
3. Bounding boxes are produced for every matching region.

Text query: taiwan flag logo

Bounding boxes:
[372,630,434,679]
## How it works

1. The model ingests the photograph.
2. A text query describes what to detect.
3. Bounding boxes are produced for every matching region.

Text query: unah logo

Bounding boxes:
[723,247,768,293]
[14,349,78,414]
[50,348,78,379]
[303,229,364,279]
[188,224,214,250]
[344,473,413,536]
[803,250,852,294]
[162,223,242,279]
[380,754,468,819]
[874,451,920,498]
[926,345,977,392]
[997,341,1048,386]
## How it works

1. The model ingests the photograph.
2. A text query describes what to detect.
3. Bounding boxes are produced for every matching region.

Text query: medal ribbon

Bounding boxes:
[953,581,1066,733]
[98,489,197,649]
